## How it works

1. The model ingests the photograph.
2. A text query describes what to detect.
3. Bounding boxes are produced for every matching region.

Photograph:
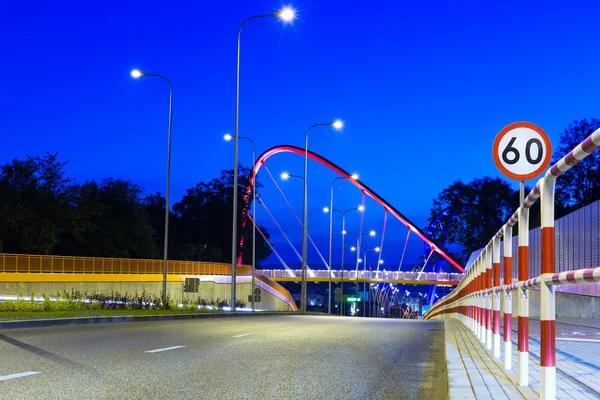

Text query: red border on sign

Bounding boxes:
[492,121,552,181]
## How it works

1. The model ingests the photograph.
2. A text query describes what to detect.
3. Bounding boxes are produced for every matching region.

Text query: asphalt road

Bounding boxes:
[0,315,447,400]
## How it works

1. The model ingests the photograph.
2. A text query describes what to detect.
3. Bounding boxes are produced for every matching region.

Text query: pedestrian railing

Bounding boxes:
[260,269,464,282]
[0,253,253,276]
[424,127,600,400]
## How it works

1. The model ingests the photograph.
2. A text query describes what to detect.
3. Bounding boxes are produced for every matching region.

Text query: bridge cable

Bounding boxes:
[247,213,293,275]
[415,248,436,282]
[353,191,367,282]
[262,163,329,271]
[375,210,388,275]
[397,229,412,272]
[257,195,303,266]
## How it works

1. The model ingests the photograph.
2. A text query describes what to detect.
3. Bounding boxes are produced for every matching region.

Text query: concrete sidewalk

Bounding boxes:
[444,319,600,399]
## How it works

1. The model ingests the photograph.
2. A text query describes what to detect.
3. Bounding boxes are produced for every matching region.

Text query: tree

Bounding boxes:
[172,166,272,265]
[0,153,271,264]
[552,119,600,214]
[428,177,519,263]
[0,153,73,254]
[62,179,160,259]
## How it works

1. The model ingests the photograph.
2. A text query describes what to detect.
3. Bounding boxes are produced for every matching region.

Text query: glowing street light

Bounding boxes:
[224,133,233,141]
[130,69,144,78]
[281,172,290,180]
[332,120,344,130]
[230,6,296,310]
[276,6,296,22]
[130,68,172,305]
[351,174,359,180]
[301,120,345,312]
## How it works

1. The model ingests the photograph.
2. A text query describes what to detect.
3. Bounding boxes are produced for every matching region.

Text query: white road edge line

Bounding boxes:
[0,371,41,381]
[556,338,600,343]
[145,346,186,353]
[232,333,254,338]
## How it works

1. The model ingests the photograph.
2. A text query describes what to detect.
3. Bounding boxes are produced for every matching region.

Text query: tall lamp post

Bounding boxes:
[230,7,296,310]
[352,247,381,317]
[324,203,363,315]
[225,134,257,311]
[131,69,172,304]
[281,171,309,311]
[300,120,343,312]
[324,174,358,314]
[344,230,376,310]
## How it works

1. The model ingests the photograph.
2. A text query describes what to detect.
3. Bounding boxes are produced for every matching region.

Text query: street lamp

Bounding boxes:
[131,68,173,305]
[231,6,296,311]
[326,173,359,315]
[224,133,257,311]
[300,120,343,312]
[352,246,380,317]
[324,205,363,315]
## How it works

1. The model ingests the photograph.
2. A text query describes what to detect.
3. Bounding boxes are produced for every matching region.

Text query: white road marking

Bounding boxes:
[0,371,41,381]
[232,333,254,338]
[556,338,600,343]
[145,346,186,353]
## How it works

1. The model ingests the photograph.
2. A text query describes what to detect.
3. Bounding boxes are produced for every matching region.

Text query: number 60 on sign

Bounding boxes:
[492,122,552,181]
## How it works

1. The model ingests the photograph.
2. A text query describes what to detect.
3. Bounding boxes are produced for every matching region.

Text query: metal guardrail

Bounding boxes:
[425,127,600,400]
[260,269,465,281]
[0,253,252,276]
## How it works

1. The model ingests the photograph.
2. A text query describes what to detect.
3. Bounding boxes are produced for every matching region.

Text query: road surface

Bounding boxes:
[0,315,447,399]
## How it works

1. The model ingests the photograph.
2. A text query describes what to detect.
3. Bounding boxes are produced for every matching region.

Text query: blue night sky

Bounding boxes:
[1,0,599,269]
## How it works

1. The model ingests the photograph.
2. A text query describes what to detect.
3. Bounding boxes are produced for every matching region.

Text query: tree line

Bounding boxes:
[428,118,600,263]
[0,155,272,265]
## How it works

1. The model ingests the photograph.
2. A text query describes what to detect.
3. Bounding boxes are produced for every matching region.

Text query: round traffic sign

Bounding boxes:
[492,122,552,181]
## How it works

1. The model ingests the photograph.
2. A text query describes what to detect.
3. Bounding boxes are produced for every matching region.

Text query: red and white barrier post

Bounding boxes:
[518,204,530,386]
[492,236,501,359]
[540,177,556,399]
[476,259,482,340]
[503,224,513,370]
[468,272,474,331]
[486,247,493,350]
[479,259,486,343]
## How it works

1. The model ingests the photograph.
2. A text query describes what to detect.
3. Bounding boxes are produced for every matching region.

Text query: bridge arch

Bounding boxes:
[239,144,464,273]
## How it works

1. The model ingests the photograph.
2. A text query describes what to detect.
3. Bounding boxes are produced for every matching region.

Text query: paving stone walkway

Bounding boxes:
[444,319,600,399]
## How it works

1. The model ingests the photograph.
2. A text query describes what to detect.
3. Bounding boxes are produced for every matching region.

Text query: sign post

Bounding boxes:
[492,121,552,380]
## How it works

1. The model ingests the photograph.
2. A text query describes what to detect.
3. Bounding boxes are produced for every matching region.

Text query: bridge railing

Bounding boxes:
[260,269,464,281]
[424,127,600,400]
[0,253,252,276]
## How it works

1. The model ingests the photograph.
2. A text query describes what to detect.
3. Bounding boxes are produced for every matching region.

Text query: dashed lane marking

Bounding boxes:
[145,346,186,353]
[0,371,41,381]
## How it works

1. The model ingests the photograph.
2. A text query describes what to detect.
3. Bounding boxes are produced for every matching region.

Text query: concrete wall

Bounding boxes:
[1,280,292,311]
[500,289,599,319]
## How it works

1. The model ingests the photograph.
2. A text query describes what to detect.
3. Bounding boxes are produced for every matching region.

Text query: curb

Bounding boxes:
[0,311,310,330]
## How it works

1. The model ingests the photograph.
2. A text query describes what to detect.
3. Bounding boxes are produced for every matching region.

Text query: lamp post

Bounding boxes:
[131,69,172,305]
[324,205,363,315]
[300,120,343,312]
[230,7,296,311]
[225,134,257,311]
[281,171,307,309]
[352,247,381,317]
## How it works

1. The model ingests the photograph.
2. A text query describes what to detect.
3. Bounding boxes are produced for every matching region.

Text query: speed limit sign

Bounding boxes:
[493,122,552,181]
